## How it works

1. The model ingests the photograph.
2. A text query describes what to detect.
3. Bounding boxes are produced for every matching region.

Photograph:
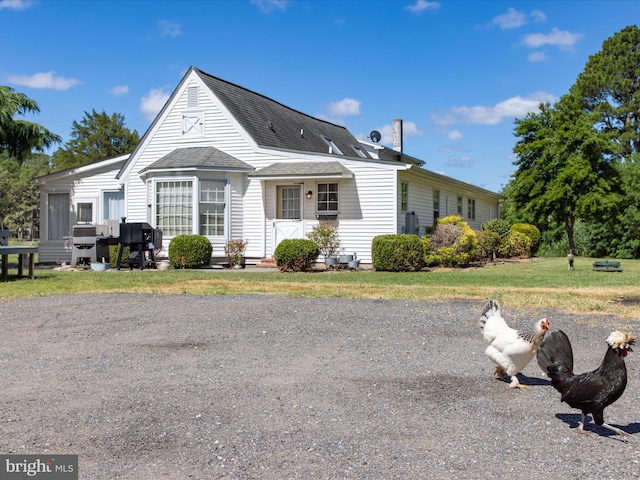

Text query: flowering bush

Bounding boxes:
[308,223,340,259]
[224,239,247,268]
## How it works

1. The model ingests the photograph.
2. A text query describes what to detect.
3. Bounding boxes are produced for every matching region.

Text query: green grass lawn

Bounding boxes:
[2,256,639,320]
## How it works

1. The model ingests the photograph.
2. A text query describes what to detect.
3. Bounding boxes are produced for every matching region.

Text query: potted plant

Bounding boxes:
[225,239,247,269]
[308,223,340,266]
[338,248,354,264]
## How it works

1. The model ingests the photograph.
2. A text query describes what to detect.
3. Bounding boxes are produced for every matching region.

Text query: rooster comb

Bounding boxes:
[606,331,636,351]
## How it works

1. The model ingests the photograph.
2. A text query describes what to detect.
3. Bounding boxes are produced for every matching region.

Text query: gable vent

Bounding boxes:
[187,86,199,108]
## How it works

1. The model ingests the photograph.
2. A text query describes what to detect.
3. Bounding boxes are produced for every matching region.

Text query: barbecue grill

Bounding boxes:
[116,222,162,270]
[70,225,110,267]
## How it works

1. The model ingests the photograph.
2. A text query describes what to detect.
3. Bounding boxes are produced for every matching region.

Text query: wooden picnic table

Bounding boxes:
[0,245,38,280]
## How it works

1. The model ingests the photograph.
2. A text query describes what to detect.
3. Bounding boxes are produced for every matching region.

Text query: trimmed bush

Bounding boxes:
[424,215,478,267]
[499,231,532,258]
[274,239,319,272]
[510,223,541,254]
[481,219,511,238]
[168,235,212,269]
[372,234,424,272]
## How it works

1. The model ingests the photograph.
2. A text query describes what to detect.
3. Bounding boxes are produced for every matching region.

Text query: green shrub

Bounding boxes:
[274,239,319,272]
[168,235,212,269]
[424,215,478,267]
[481,218,511,238]
[511,223,541,254]
[499,231,532,258]
[372,234,424,272]
[108,244,129,268]
[475,229,501,262]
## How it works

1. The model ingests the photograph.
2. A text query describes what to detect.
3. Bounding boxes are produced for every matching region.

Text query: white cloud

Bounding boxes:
[404,0,439,14]
[530,10,546,23]
[528,51,547,63]
[523,27,582,50]
[445,155,474,168]
[140,87,170,121]
[328,98,361,117]
[110,85,129,95]
[492,7,526,29]
[6,71,80,90]
[250,0,290,13]
[431,92,556,126]
[448,130,463,140]
[158,20,182,37]
[0,0,32,10]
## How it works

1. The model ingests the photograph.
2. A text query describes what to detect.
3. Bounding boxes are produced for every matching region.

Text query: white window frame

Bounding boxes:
[467,198,476,220]
[154,178,194,237]
[401,182,408,212]
[321,136,343,155]
[199,179,226,237]
[102,189,124,222]
[74,197,97,224]
[316,182,339,214]
[277,185,302,220]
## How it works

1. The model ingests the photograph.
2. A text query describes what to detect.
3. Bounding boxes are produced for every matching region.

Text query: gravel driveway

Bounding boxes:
[1,294,639,479]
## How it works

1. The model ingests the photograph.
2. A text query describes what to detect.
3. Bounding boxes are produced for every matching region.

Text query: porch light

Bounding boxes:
[306,190,313,199]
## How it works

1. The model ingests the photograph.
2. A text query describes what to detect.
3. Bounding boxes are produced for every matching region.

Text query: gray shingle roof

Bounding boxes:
[195,68,370,159]
[139,147,254,174]
[249,161,353,178]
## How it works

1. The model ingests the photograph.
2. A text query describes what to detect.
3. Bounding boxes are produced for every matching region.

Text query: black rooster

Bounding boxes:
[537,329,635,437]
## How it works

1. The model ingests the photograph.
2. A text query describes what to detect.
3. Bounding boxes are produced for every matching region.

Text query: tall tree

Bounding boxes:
[0,86,61,162]
[0,152,50,237]
[52,109,140,170]
[509,95,622,254]
[570,25,640,258]
[571,25,640,158]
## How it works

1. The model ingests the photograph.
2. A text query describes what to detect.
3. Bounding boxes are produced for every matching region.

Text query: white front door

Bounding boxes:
[272,185,305,251]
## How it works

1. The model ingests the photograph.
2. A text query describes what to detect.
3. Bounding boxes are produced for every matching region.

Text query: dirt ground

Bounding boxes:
[1,294,639,479]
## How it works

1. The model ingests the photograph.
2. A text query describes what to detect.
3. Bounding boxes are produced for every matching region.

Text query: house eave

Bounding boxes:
[139,166,255,179]
[249,173,352,181]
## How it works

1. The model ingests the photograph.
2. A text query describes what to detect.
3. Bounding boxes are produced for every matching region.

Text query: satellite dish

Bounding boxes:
[369,130,381,143]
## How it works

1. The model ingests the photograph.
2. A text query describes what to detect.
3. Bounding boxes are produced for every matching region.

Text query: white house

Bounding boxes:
[36,67,501,265]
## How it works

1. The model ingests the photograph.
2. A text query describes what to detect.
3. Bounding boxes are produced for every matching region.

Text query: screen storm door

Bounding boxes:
[272,185,304,252]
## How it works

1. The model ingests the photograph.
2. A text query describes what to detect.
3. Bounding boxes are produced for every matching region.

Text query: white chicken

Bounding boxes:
[479,299,549,389]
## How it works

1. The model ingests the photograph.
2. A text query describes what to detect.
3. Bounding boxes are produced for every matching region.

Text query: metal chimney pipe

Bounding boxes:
[392,118,403,154]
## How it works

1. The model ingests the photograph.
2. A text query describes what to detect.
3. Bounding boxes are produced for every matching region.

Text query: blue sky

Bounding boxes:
[1,0,637,193]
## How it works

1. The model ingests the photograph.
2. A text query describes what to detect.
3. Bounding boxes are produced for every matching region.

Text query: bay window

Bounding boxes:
[156,180,193,236]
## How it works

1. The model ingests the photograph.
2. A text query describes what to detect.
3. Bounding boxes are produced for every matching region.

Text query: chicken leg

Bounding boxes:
[579,414,632,439]
[494,366,529,389]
